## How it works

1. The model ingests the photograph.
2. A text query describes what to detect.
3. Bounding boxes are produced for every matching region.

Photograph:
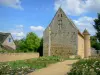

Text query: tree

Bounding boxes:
[90,36,97,48]
[18,38,27,52]
[37,38,43,56]
[93,13,100,42]
[92,13,100,51]
[14,32,41,52]
[90,36,100,54]
[25,32,40,52]
[14,39,27,52]
[14,40,20,50]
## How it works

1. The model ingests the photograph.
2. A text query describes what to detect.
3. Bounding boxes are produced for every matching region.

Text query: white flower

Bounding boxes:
[96,68,99,70]
[85,63,87,65]
[86,67,88,69]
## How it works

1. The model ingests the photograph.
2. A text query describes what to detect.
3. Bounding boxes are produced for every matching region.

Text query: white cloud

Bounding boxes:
[54,0,100,16]
[11,31,24,37]
[73,16,96,35]
[0,0,23,10]
[55,0,85,15]
[30,26,44,31]
[84,0,100,12]
[30,26,45,37]
[11,31,25,40]
[9,25,25,40]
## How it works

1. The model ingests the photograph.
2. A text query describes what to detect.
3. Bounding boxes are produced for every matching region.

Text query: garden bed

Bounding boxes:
[67,58,100,75]
[0,56,66,75]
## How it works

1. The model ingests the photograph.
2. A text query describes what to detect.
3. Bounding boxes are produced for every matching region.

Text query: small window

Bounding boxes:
[58,14,59,17]
[61,14,62,17]
[9,38,11,42]
[58,19,62,22]
[58,19,60,21]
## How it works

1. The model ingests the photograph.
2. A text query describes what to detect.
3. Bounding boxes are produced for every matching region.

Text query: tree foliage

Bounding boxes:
[91,13,100,51]
[91,36,100,50]
[19,39,27,52]
[93,13,100,42]
[15,32,41,52]
[25,32,40,52]
[37,38,43,56]
[90,36,97,48]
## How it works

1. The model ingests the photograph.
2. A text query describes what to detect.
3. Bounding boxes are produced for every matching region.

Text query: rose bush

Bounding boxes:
[68,58,100,75]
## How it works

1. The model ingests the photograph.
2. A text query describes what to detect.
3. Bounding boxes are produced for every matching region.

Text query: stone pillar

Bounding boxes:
[48,27,51,56]
[83,29,91,58]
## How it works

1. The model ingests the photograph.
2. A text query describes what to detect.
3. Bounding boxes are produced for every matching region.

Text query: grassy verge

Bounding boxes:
[67,58,100,75]
[0,56,72,75]
[0,49,23,53]
[0,49,37,53]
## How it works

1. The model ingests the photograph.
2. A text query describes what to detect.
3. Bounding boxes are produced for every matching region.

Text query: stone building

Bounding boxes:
[43,8,91,58]
[0,32,16,50]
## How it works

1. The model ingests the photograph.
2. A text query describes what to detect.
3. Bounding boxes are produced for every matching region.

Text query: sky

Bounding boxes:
[0,0,100,40]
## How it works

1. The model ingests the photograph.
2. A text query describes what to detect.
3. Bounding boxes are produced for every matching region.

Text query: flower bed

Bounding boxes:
[0,56,65,74]
[67,58,100,75]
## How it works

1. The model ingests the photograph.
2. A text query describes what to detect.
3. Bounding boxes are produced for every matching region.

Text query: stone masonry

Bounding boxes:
[43,7,91,58]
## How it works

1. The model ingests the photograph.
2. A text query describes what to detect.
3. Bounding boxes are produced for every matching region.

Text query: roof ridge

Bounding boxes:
[44,7,82,34]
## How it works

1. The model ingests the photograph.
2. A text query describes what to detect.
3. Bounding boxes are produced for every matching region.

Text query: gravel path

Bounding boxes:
[28,60,78,75]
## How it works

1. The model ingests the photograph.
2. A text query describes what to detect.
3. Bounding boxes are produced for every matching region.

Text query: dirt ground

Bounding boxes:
[28,60,78,75]
[0,53,39,62]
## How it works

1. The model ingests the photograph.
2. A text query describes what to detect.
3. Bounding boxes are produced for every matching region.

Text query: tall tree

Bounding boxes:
[93,13,100,42]
[91,36,100,50]
[19,38,27,52]
[14,40,20,50]
[90,36,97,48]
[37,38,43,56]
[26,32,40,52]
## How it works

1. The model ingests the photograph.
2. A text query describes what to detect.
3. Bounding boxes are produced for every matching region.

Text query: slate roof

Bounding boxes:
[83,29,90,35]
[0,32,10,45]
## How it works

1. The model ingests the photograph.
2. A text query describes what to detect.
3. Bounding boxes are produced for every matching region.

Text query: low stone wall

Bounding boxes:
[91,48,100,56]
[0,53,39,62]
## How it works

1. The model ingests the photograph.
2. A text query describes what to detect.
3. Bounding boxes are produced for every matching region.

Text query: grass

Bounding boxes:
[7,56,64,69]
[0,56,70,74]
[0,49,36,53]
[0,49,21,53]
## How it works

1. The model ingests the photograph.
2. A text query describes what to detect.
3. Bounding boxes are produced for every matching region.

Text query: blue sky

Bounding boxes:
[0,0,100,39]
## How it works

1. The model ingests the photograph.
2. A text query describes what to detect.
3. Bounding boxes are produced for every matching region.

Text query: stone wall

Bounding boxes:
[0,53,39,62]
[91,48,100,55]
[77,34,84,58]
[43,8,78,57]
[50,44,74,58]
[43,27,49,56]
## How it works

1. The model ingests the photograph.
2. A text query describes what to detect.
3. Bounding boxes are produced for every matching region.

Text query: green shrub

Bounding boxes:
[68,58,100,75]
[0,49,16,53]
